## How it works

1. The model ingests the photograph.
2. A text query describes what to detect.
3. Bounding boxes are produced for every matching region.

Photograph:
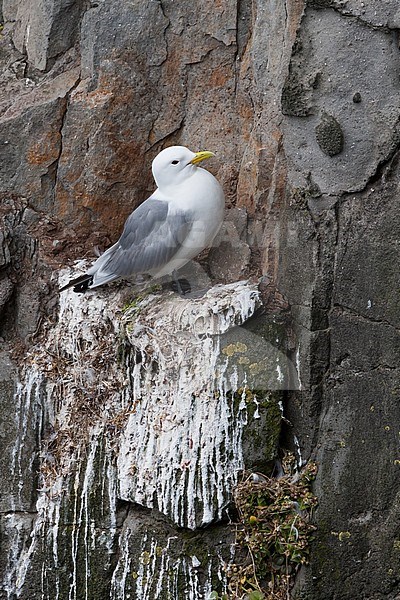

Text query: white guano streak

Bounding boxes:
[7,270,261,597]
[118,281,261,529]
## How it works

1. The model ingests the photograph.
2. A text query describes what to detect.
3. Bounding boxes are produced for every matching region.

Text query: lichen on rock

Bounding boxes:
[315,112,344,157]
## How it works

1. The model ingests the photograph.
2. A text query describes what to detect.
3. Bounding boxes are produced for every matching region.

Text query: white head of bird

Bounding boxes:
[152,145,215,192]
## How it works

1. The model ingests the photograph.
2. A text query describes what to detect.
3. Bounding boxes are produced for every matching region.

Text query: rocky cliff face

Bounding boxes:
[1,1,400,599]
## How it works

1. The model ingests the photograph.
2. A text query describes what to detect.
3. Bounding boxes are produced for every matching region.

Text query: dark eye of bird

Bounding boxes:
[171,160,179,165]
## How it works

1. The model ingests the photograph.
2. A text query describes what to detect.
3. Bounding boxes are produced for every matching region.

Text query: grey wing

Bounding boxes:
[91,196,192,281]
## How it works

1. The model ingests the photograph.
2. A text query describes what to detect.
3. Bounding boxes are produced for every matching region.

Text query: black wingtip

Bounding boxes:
[59,274,93,293]
[73,277,93,293]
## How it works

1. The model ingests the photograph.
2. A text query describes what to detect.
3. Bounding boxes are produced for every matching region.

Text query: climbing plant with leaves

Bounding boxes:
[226,455,318,599]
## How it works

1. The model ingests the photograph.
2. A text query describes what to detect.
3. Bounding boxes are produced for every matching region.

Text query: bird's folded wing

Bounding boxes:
[93,196,192,278]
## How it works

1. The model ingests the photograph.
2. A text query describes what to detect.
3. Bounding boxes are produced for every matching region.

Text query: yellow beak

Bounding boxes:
[190,150,215,165]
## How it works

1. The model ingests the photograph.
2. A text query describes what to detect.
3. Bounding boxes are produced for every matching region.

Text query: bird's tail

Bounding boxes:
[59,274,94,293]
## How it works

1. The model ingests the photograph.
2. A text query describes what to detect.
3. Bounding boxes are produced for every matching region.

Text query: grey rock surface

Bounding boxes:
[0,351,19,512]
[209,207,251,282]
[282,6,400,195]
[8,0,85,71]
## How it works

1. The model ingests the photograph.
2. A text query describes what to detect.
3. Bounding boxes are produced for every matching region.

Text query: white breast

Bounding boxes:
[152,167,225,278]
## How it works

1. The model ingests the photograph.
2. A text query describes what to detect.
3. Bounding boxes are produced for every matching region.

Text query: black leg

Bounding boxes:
[171,271,191,296]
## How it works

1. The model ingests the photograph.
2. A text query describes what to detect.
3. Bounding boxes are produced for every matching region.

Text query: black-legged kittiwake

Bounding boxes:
[59,146,225,293]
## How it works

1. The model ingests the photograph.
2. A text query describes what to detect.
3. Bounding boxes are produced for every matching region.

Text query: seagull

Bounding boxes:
[59,146,225,293]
